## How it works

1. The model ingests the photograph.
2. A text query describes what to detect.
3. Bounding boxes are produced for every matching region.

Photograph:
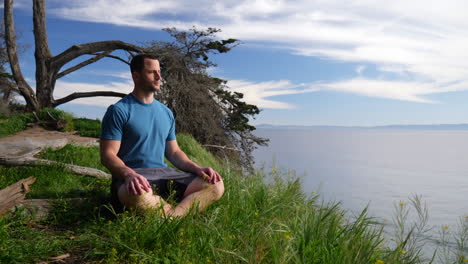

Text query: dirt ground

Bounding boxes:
[0,126,99,159]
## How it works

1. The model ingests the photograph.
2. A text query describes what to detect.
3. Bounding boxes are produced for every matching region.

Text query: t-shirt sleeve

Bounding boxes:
[166,111,176,141]
[101,105,125,141]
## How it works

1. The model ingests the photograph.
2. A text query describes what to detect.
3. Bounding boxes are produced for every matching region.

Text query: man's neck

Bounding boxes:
[131,88,155,104]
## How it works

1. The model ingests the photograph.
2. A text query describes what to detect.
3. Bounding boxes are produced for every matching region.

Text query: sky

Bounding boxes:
[5,0,468,126]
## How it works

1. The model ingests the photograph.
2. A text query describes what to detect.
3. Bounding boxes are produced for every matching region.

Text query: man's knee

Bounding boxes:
[210,179,224,201]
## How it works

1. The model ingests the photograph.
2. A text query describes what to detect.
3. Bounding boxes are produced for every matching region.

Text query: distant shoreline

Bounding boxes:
[256,123,468,131]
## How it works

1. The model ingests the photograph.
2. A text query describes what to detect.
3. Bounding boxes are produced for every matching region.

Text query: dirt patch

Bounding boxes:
[2,126,98,146]
[0,126,99,159]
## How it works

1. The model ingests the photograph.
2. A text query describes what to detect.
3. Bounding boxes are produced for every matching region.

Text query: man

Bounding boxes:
[100,54,224,217]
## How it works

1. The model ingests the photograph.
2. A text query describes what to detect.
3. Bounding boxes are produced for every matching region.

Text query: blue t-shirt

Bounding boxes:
[100,93,176,168]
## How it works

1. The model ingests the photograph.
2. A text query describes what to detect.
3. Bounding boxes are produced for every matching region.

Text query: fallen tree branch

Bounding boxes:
[0,157,111,179]
[0,176,36,214]
[202,144,240,152]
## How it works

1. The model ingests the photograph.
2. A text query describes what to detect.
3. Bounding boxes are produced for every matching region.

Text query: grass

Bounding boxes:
[0,112,35,137]
[36,108,76,132]
[0,110,102,138]
[1,114,467,263]
[0,133,415,264]
[73,118,101,138]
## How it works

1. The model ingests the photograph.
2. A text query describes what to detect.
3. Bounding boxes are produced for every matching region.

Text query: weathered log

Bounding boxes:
[28,119,67,130]
[29,111,67,130]
[0,176,36,214]
[0,157,111,179]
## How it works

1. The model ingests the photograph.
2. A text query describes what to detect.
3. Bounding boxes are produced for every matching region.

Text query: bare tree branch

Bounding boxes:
[103,54,130,65]
[5,0,144,110]
[53,91,127,107]
[51,41,143,72]
[126,50,137,58]
[202,144,239,152]
[4,0,39,110]
[56,50,113,79]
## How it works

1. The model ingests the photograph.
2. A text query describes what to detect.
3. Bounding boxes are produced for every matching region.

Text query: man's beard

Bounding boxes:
[144,83,160,92]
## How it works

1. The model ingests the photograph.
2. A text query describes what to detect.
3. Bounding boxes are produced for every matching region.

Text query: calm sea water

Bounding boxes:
[253,128,468,251]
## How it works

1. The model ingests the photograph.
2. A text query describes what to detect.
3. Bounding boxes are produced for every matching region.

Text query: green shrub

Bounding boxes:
[73,118,101,138]
[37,108,75,131]
[176,133,219,169]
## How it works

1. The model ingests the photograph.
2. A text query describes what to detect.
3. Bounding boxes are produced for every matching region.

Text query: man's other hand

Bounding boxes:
[197,167,222,184]
[126,172,151,195]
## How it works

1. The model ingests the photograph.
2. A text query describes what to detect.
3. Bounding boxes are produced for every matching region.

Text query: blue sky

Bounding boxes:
[6,0,468,126]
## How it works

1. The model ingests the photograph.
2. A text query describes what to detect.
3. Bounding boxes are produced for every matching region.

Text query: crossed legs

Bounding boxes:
[117,176,224,217]
[168,177,224,217]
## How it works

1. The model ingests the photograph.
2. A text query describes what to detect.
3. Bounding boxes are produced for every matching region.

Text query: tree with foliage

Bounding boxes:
[146,28,268,167]
[4,0,267,167]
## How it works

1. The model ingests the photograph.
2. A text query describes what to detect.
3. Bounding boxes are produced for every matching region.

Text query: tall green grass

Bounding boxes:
[0,110,102,139]
[1,133,467,263]
[0,113,34,137]
[73,118,101,138]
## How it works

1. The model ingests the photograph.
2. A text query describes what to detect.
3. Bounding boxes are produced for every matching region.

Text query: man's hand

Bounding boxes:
[125,172,151,195]
[197,167,222,184]
[165,140,222,184]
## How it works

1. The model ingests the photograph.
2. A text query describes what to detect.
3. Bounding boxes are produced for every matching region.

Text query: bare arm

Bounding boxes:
[100,139,151,195]
[165,140,221,184]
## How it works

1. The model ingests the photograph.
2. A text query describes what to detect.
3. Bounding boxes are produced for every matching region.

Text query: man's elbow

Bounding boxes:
[100,153,108,168]
[100,150,114,168]
[165,150,178,162]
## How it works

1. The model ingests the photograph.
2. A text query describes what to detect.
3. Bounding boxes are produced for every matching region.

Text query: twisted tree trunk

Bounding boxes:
[4,0,39,111]
[3,0,144,111]
[33,0,54,109]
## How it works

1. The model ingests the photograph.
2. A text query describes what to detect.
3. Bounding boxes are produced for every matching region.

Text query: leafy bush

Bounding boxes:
[73,118,101,138]
[37,108,75,131]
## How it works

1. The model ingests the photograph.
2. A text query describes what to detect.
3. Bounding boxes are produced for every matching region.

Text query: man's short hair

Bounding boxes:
[130,54,159,73]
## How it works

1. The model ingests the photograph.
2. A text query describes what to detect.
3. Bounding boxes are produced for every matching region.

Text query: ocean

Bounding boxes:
[253,128,468,255]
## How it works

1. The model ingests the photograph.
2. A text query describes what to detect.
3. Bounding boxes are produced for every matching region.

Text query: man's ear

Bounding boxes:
[131,71,139,82]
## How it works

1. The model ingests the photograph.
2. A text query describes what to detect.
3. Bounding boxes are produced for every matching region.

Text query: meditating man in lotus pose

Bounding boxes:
[100,54,224,217]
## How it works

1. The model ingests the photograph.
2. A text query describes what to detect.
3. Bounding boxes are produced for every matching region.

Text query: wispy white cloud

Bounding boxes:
[318,79,437,103]
[49,77,318,109]
[355,65,366,75]
[38,0,468,103]
[227,79,319,109]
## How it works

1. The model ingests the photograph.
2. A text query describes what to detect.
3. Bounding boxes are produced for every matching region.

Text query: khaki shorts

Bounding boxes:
[110,167,197,210]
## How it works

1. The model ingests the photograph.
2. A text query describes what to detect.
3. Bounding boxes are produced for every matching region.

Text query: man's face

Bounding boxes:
[134,58,161,92]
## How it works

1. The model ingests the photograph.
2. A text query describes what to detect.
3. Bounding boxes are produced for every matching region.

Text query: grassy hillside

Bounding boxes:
[0,114,466,263]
